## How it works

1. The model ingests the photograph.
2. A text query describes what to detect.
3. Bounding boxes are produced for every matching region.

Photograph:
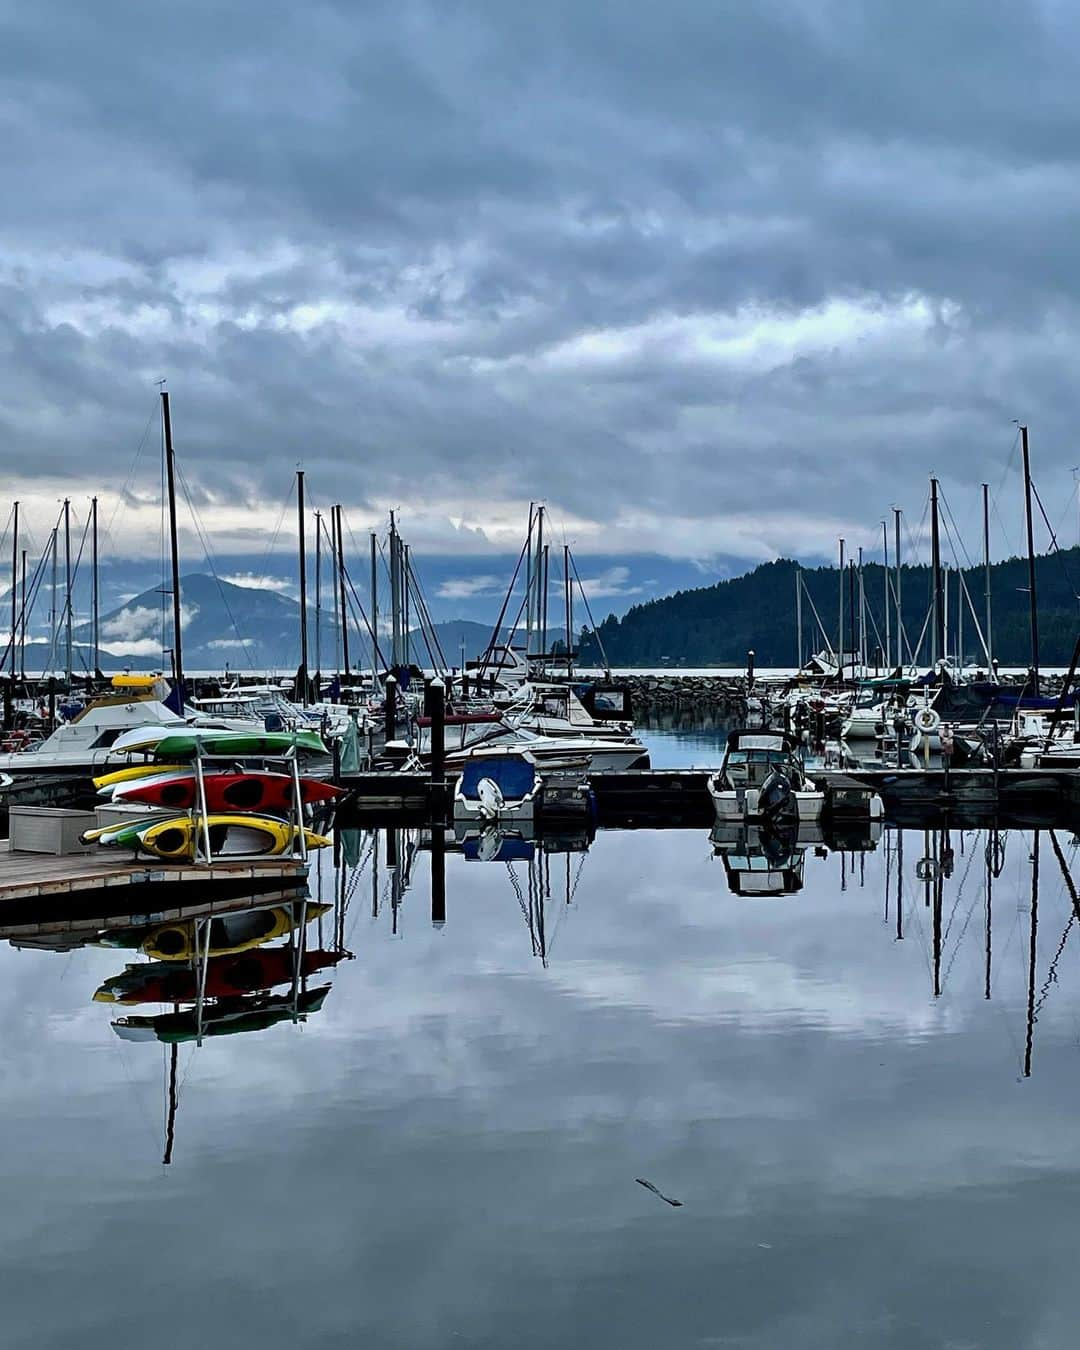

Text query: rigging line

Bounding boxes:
[406,560,449,671]
[1033,904,1074,1017]
[937,507,991,662]
[569,550,610,670]
[102,399,159,546]
[175,461,255,671]
[4,532,59,672]
[938,487,979,573]
[340,562,390,672]
[476,530,532,681]
[989,495,1021,564]
[1031,479,1080,601]
[942,834,978,943]
[258,477,294,584]
[1048,474,1080,546]
[568,850,588,904]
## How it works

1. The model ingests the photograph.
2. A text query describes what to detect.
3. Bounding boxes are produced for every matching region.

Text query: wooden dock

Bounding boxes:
[0,849,309,923]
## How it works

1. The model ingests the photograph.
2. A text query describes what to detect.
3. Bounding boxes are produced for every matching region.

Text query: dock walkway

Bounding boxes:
[0,848,308,910]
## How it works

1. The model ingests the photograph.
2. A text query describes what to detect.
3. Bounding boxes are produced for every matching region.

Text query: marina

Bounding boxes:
[12,2,1080,1341]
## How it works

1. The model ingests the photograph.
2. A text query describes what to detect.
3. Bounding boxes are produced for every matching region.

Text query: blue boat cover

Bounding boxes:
[463,835,535,862]
[458,756,537,801]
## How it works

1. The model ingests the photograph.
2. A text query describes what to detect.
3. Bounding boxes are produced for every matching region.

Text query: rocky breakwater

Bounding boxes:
[622,675,748,720]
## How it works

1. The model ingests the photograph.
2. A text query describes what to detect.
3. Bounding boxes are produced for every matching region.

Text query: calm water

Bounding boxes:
[2,729,1080,1348]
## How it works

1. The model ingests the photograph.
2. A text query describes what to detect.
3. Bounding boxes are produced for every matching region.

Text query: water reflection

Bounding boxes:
[4,810,1080,1346]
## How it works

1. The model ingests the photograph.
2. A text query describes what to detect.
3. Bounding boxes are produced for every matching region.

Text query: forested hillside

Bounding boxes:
[578,551,1080,667]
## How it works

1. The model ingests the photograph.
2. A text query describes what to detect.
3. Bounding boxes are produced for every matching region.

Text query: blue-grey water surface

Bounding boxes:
[1,726,1079,1349]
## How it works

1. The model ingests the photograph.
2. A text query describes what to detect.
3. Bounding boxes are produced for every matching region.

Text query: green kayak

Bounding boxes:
[151,729,328,760]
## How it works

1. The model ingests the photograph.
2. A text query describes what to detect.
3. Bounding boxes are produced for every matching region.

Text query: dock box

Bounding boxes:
[9,807,98,856]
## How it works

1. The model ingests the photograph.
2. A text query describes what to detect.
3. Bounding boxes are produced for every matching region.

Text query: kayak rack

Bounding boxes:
[188,740,311,867]
[188,893,314,1045]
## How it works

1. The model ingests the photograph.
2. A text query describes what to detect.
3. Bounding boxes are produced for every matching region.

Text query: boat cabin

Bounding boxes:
[715,730,809,792]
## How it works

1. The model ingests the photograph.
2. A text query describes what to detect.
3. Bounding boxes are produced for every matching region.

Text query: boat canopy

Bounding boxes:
[725,729,798,754]
[458,755,538,801]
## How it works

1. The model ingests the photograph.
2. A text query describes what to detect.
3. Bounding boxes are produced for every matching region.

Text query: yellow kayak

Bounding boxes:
[105,902,332,961]
[94,763,188,791]
[96,813,332,860]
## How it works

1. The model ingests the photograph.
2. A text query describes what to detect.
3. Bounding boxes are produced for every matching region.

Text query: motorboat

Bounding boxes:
[453,753,542,823]
[0,693,186,780]
[496,681,636,743]
[708,729,825,824]
[415,713,647,773]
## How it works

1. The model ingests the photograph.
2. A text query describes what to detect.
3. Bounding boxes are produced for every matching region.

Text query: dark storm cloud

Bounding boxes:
[3,0,1080,560]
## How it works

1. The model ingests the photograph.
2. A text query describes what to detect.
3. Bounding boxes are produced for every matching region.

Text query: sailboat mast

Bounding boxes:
[314,509,322,681]
[857,546,866,674]
[893,508,902,670]
[9,499,17,677]
[795,565,803,669]
[161,392,185,710]
[19,548,26,680]
[524,503,535,658]
[540,542,549,661]
[91,496,100,678]
[930,477,944,671]
[63,497,72,684]
[1020,425,1040,694]
[1023,829,1039,1077]
[837,538,845,671]
[370,530,378,679]
[389,511,401,669]
[956,567,964,674]
[404,543,411,668]
[564,544,573,677]
[296,471,308,706]
[982,483,992,672]
[882,521,890,672]
[163,1040,178,1166]
[334,504,349,680]
[535,506,545,660]
[49,526,57,677]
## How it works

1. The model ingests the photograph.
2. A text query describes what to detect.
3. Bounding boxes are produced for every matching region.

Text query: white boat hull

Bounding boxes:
[709,786,826,823]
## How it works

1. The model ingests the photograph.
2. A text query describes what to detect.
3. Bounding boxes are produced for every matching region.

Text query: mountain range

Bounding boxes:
[49,573,557,674]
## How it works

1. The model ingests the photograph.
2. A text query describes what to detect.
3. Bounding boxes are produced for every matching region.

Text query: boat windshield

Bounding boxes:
[724,747,798,788]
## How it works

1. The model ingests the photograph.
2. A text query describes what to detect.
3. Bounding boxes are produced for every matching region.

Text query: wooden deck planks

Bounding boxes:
[0,848,308,903]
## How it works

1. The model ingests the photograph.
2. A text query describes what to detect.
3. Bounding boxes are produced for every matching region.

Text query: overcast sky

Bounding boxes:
[5,0,1080,576]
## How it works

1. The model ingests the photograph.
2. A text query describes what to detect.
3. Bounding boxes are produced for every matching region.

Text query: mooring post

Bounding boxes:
[384,673,397,746]
[429,677,446,821]
[430,818,446,927]
[746,649,755,692]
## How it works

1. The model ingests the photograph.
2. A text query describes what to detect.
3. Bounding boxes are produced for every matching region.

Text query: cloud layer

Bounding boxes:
[4,1,1080,567]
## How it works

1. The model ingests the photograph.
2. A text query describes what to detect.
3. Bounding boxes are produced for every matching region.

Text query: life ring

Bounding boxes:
[913,707,940,734]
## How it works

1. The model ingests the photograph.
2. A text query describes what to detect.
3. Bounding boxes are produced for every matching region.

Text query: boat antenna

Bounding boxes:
[161,390,185,711]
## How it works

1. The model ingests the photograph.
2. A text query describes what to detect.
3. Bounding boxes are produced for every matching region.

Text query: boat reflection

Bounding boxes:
[710,818,883,897]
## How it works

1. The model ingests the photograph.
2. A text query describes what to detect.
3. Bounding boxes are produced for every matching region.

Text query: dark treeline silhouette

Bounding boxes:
[578,549,1080,667]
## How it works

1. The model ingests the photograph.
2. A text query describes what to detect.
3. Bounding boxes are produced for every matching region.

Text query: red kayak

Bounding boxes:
[94,947,348,1004]
[115,770,343,813]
